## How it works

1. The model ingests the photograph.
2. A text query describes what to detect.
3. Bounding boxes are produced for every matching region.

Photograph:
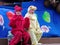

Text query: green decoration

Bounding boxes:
[42,11,51,23]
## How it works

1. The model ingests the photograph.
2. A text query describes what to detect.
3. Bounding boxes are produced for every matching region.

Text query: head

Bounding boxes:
[28,5,37,14]
[14,5,22,15]
[15,11,21,15]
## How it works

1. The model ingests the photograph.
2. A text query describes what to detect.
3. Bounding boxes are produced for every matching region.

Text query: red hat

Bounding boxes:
[14,5,22,11]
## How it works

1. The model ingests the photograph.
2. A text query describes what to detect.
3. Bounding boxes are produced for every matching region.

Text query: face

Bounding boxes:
[29,9,35,14]
[16,11,21,15]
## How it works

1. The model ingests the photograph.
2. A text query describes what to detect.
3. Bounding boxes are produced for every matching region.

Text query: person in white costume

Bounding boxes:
[24,5,43,45]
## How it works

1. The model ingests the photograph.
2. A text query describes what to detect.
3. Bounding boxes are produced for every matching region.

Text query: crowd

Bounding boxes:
[44,0,60,13]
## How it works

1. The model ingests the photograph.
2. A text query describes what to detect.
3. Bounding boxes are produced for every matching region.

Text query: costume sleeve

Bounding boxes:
[24,17,30,31]
[36,20,43,34]
[9,17,16,28]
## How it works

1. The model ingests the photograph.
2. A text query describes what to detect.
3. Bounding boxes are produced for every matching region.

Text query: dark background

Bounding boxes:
[0,0,32,2]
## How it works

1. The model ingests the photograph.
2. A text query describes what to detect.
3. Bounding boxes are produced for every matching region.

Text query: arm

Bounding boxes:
[24,17,30,31]
[9,17,16,28]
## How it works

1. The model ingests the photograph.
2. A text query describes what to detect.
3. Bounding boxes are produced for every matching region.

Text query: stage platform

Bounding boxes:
[42,43,60,45]
[40,37,60,45]
[0,37,60,45]
[40,37,60,44]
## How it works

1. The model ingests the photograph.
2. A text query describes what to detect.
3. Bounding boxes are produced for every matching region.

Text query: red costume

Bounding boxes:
[9,5,31,45]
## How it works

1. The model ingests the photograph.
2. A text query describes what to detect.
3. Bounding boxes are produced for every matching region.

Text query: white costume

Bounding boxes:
[25,5,43,45]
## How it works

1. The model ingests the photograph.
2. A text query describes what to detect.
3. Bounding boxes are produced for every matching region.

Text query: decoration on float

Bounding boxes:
[42,11,51,23]
[0,15,4,26]
[41,25,50,33]
[0,15,5,30]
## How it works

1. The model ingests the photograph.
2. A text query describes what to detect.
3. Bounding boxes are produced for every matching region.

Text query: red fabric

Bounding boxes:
[23,31,31,45]
[9,31,22,45]
[23,17,31,45]
[23,17,30,30]
[9,15,31,45]
[9,15,24,33]
[6,11,15,20]
[14,5,22,12]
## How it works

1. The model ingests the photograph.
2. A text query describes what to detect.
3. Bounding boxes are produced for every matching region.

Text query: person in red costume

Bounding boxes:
[9,5,31,45]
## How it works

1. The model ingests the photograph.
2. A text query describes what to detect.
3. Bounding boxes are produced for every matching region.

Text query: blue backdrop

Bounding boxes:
[22,0,60,37]
[0,0,60,38]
